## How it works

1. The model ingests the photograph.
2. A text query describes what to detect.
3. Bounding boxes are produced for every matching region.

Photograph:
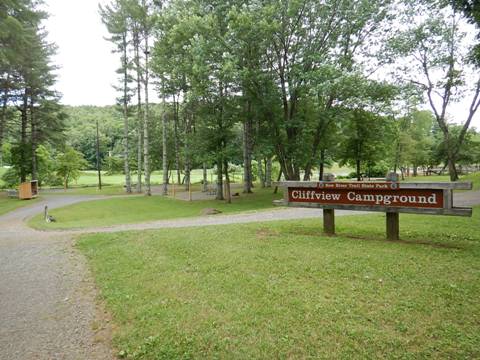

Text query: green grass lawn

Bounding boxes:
[43,182,214,196]
[29,188,282,229]
[402,172,480,190]
[42,184,129,196]
[73,169,244,187]
[78,208,480,359]
[0,193,39,216]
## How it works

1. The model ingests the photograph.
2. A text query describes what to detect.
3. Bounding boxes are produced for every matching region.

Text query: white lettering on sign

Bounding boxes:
[289,187,442,209]
[346,191,436,205]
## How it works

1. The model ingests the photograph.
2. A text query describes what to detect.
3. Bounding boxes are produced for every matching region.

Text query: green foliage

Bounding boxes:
[103,155,124,175]
[36,145,62,186]
[64,105,123,169]
[55,146,88,188]
[338,109,394,179]
[1,167,19,188]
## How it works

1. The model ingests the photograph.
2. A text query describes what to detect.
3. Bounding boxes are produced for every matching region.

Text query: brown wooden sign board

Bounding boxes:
[275,180,473,240]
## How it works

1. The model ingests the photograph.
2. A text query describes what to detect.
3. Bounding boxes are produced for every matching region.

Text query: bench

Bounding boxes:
[207,185,217,196]
[6,189,18,198]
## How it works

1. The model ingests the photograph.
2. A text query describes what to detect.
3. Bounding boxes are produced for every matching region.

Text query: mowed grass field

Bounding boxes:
[78,208,480,359]
[28,188,283,229]
[70,169,246,188]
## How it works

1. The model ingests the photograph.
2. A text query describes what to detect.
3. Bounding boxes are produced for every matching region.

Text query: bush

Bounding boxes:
[1,167,20,188]
[366,162,390,178]
[348,171,361,179]
[103,156,124,175]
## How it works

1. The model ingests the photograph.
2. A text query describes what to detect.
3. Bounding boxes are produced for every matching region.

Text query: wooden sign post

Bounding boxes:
[322,173,335,235]
[275,175,472,240]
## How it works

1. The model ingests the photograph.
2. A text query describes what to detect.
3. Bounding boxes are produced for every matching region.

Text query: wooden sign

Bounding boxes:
[288,185,444,209]
[278,181,471,216]
[275,180,473,240]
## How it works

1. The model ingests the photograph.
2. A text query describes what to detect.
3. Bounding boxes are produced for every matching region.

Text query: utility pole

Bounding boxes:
[96,119,102,190]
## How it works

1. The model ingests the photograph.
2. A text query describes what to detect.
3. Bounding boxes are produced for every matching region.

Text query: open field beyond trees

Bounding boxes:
[78,207,480,359]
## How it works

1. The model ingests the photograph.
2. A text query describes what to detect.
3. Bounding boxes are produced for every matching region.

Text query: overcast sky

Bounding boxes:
[43,0,479,129]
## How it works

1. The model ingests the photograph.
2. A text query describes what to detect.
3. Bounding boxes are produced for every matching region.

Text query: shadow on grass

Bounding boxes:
[279,224,468,250]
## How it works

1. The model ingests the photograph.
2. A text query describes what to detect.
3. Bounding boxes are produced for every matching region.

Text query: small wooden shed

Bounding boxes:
[19,180,38,200]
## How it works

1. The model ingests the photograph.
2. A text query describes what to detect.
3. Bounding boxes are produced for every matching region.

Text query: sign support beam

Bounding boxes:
[323,209,335,235]
[322,173,336,235]
[386,212,399,240]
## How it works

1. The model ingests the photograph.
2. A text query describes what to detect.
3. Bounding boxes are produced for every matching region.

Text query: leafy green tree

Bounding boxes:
[56,147,88,189]
[387,2,480,180]
[338,109,394,181]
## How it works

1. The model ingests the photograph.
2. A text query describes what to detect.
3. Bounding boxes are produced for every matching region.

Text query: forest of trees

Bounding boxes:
[2,0,480,198]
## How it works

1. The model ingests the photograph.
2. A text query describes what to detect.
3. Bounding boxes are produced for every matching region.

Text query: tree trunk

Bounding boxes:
[216,158,224,200]
[96,119,102,190]
[448,155,459,181]
[30,97,37,181]
[224,160,231,204]
[243,100,253,193]
[143,33,151,196]
[319,149,325,181]
[162,98,168,196]
[184,112,191,191]
[0,78,8,167]
[356,158,361,181]
[265,157,272,187]
[202,162,208,192]
[356,141,362,181]
[174,95,181,185]
[122,33,131,193]
[257,157,265,188]
[20,90,28,182]
[273,168,283,194]
[134,30,142,193]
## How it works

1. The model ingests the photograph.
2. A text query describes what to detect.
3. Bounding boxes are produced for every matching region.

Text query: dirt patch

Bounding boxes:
[201,208,222,215]
[256,228,280,239]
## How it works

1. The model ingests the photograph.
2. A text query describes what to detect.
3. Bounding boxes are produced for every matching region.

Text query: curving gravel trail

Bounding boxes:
[0,190,479,360]
[0,196,114,360]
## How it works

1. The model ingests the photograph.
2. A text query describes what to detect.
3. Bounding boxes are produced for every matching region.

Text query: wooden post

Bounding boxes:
[386,212,399,240]
[322,173,335,235]
[188,184,192,202]
[323,209,335,235]
[386,172,399,240]
[173,183,176,198]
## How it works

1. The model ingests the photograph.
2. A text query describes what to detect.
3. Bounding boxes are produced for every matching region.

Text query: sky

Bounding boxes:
[43,0,120,106]
[43,0,479,129]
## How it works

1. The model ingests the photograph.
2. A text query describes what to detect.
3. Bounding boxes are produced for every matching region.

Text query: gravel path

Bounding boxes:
[0,196,114,360]
[1,190,479,359]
